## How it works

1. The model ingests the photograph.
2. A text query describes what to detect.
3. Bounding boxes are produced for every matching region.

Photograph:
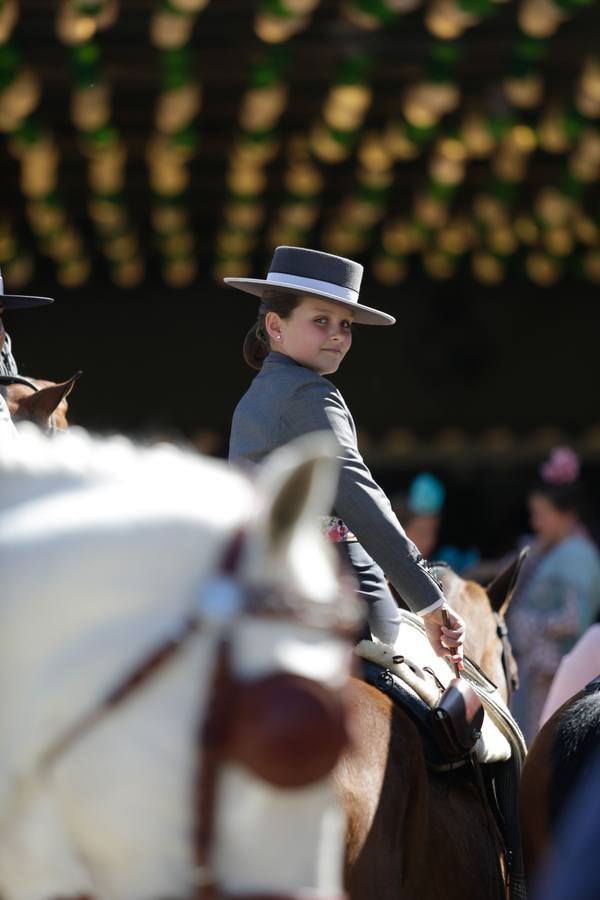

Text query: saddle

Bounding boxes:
[356,611,526,769]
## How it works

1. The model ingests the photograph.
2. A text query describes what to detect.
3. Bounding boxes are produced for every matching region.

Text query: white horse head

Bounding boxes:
[0,425,359,900]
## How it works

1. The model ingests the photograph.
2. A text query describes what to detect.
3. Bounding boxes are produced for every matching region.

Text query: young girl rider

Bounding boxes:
[226,246,465,665]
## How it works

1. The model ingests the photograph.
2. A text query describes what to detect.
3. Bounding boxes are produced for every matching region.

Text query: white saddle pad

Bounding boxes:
[355,610,525,765]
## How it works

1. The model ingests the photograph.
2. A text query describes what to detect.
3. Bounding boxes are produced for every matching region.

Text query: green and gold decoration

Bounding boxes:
[2,0,600,290]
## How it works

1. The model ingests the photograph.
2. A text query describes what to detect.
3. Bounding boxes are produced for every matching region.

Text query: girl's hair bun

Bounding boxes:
[540,446,580,485]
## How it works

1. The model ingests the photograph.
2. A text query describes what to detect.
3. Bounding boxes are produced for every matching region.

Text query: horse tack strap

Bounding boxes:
[0,374,39,391]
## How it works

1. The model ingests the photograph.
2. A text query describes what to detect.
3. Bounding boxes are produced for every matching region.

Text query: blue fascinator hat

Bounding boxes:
[407,473,445,515]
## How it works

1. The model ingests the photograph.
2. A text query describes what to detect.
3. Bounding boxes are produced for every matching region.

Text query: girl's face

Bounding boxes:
[267,296,353,375]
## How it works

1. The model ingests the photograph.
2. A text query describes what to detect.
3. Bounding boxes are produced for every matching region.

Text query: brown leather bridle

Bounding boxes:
[38,527,358,900]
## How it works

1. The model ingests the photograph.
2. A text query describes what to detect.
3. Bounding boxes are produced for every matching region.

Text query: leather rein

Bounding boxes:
[0,374,40,391]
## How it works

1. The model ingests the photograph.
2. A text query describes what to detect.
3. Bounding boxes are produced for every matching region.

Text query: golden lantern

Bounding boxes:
[583,250,600,283]
[526,251,560,285]
[461,111,496,158]
[372,253,408,285]
[404,81,460,120]
[503,73,544,109]
[543,227,574,257]
[152,205,188,233]
[213,257,251,282]
[491,151,527,182]
[159,231,195,256]
[3,254,34,289]
[358,167,394,190]
[150,162,190,195]
[170,0,210,11]
[310,122,350,163]
[423,250,454,280]
[425,0,478,40]
[437,220,471,255]
[216,229,257,256]
[103,232,139,262]
[280,203,319,229]
[57,257,90,288]
[26,202,65,234]
[429,154,465,185]
[267,225,305,249]
[324,83,372,126]
[538,105,571,153]
[341,198,382,228]
[323,224,365,255]
[111,257,145,289]
[150,10,195,48]
[56,4,97,45]
[518,0,564,39]
[574,215,599,246]
[96,0,120,30]
[514,215,539,245]
[0,233,15,260]
[473,194,508,227]
[20,141,59,197]
[155,84,202,134]
[358,132,393,173]
[254,13,305,43]
[383,121,420,160]
[223,202,265,230]
[487,227,518,257]
[88,152,126,194]
[414,194,449,228]
[239,84,288,131]
[382,220,421,255]
[43,229,82,260]
[71,83,111,131]
[226,165,267,196]
[163,257,198,288]
[0,69,40,132]
[535,187,573,226]
[471,252,505,284]
[0,0,18,43]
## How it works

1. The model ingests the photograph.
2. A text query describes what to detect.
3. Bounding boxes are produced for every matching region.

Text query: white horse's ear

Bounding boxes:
[243,433,340,595]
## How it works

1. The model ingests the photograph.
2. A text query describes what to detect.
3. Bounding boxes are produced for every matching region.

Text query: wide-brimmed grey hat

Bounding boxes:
[0,270,54,310]
[224,246,395,326]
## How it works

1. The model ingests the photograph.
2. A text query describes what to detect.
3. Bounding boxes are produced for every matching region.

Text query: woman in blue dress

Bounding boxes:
[509,446,600,741]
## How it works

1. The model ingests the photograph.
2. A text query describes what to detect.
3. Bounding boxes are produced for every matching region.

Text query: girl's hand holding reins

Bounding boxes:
[422,604,466,670]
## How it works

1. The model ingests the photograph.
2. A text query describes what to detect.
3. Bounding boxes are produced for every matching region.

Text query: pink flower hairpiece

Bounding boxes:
[540,446,580,485]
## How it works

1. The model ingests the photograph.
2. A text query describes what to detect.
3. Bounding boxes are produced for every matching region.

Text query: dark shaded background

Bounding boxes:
[8,266,600,557]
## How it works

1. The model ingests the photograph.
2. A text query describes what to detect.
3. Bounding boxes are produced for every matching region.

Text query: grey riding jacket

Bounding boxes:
[228,351,444,616]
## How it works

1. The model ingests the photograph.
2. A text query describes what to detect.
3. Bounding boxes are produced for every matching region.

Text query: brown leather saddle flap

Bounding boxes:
[431,678,485,759]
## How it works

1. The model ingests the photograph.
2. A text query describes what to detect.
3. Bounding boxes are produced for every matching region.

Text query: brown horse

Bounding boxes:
[519,677,600,888]
[336,554,525,900]
[2,371,80,431]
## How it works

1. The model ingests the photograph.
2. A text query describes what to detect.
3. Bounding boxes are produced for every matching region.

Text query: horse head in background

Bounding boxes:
[1,371,81,431]
[0,425,360,900]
